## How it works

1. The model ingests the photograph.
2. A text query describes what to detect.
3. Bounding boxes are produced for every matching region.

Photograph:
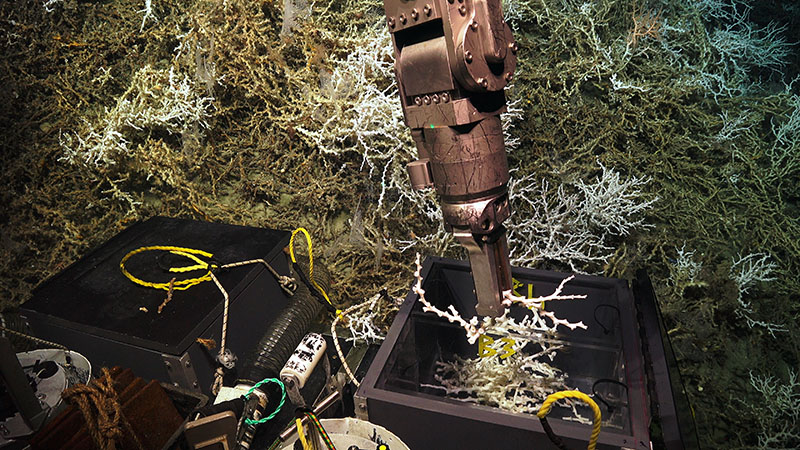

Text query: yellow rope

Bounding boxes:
[168,250,211,272]
[537,390,602,450]
[296,418,312,450]
[120,246,216,291]
[120,245,230,395]
[289,228,331,305]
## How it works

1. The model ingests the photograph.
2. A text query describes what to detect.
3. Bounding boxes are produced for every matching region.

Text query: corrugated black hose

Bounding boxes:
[237,260,331,386]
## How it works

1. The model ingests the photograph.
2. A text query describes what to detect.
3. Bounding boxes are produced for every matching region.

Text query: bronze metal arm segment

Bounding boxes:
[383,0,517,316]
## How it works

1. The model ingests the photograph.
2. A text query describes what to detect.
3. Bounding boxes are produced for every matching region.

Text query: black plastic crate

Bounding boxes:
[20,217,291,395]
[356,256,654,450]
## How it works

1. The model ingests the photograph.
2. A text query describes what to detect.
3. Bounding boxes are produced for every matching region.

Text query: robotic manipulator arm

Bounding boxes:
[383,0,517,317]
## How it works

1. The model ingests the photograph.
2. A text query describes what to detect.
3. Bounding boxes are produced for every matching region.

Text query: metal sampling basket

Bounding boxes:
[355,256,653,450]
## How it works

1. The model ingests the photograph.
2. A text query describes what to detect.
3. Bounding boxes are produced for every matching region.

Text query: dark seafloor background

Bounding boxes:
[1,0,798,447]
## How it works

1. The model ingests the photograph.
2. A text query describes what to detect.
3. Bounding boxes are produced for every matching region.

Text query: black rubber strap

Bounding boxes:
[539,416,571,450]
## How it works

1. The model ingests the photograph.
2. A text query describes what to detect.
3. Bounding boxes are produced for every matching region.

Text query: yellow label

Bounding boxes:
[478,335,517,360]
[512,277,535,299]
[478,334,497,358]
[512,277,524,296]
[498,337,516,360]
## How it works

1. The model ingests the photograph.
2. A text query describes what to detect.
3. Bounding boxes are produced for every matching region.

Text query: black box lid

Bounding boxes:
[22,217,289,354]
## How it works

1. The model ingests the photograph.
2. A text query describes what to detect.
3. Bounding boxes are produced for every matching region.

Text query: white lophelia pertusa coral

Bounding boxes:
[412,252,591,421]
[412,253,587,345]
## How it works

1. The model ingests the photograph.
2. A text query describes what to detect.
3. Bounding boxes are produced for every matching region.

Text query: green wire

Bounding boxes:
[266,437,283,450]
[243,378,286,425]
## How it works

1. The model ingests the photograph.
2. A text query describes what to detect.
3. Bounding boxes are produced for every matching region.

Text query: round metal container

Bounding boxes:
[280,417,410,450]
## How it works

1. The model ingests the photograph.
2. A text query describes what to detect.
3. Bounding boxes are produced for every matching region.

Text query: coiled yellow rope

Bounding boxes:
[537,390,602,450]
[120,246,216,290]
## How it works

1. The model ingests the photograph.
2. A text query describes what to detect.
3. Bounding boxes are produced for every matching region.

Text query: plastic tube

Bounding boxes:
[237,261,330,386]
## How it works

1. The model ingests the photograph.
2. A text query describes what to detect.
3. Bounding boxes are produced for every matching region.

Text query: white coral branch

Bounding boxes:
[413,254,587,343]
[502,275,587,308]
[413,254,488,344]
[139,0,157,32]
